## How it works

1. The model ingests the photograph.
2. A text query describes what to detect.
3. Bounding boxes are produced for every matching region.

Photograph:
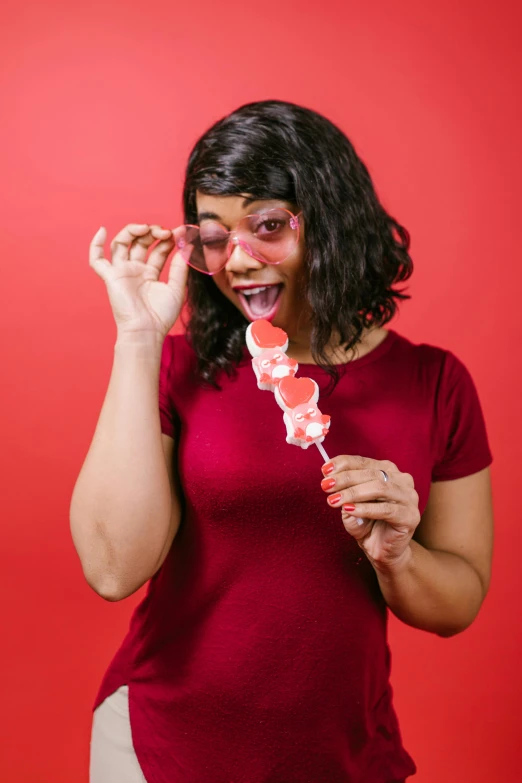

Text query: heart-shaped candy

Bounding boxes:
[250,319,288,348]
[278,376,316,408]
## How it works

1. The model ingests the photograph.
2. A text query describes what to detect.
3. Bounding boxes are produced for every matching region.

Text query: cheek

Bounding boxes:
[284,254,309,297]
[281,243,307,288]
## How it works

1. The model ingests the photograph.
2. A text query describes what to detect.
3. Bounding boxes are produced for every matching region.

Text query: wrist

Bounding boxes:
[371,542,414,582]
[115,330,165,350]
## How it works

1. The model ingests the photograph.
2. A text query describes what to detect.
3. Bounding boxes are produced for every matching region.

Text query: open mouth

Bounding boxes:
[235,284,284,321]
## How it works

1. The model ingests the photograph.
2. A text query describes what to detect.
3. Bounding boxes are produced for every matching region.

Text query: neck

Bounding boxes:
[286,324,389,365]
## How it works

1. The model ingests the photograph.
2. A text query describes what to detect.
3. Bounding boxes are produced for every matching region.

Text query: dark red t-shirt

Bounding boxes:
[94,328,493,783]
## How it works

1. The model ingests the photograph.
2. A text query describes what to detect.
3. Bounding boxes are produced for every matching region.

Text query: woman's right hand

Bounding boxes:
[89,223,190,340]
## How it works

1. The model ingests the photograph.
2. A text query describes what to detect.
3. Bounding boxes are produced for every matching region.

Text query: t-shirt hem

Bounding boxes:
[93,645,131,712]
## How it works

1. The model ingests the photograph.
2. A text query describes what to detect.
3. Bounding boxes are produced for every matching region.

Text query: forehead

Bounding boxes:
[195,190,294,225]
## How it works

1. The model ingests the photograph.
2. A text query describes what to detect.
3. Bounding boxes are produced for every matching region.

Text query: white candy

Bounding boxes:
[251,349,298,391]
[275,379,331,448]
[281,412,330,449]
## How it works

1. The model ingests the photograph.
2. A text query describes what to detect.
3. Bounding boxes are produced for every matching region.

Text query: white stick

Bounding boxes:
[315,440,330,463]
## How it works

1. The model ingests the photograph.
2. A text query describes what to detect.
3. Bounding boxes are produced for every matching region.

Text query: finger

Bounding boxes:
[341,500,408,526]
[325,479,407,510]
[145,226,177,273]
[129,224,173,264]
[401,472,415,488]
[143,224,190,274]
[110,223,151,264]
[90,226,106,260]
[89,226,112,279]
[166,231,190,298]
[341,513,374,539]
[321,455,398,477]
[320,467,394,494]
[145,238,177,273]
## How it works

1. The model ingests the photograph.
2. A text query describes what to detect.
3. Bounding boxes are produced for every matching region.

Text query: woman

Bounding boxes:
[70,100,494,783]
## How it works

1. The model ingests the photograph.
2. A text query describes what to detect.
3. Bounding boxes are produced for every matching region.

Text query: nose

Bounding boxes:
[224,237,265,274]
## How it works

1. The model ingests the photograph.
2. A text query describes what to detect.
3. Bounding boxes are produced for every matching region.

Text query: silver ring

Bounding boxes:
[380,470,389,482]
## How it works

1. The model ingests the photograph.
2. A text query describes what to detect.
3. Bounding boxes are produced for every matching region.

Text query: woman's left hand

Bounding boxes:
[321,455,421,572]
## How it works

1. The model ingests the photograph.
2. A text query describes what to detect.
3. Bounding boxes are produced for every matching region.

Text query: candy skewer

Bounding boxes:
[315,440,330,463]
[246,320,331,453]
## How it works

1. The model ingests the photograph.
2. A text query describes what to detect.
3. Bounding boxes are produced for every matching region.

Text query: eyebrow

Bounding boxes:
[197,197,279,224]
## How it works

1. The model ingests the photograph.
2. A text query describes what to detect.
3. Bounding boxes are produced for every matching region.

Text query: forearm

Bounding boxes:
[374,540,486,637]
[69,333,176,599]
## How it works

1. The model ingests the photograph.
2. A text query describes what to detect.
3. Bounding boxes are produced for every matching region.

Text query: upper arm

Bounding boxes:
[414,467,494,596]
[153,333,183,574]
[152,433,183,574]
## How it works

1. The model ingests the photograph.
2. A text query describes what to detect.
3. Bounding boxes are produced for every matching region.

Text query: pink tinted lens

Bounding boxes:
[177,224,228,274]
[242,210,298,265]
[178,209,299,274]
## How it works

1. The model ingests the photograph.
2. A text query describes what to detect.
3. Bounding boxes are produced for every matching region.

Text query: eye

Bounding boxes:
[295,413,305,422]
[250,216,286,239]
[261,219,282,232]
[201,237,228,249]
[307,408,317,417]
[199,224,228,248]
[261,359,271,368]
[273,353,283,362]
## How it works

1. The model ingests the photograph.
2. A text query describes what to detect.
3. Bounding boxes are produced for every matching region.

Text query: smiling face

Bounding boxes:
[195,190,311,338]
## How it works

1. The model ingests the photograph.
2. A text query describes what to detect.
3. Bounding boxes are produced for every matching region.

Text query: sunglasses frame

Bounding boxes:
[174,207,303,276]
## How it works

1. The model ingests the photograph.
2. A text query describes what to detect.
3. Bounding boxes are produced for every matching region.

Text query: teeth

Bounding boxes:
[243,286,268,296]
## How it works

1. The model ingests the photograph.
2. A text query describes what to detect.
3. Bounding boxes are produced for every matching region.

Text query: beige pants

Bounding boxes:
[89,685,147,783]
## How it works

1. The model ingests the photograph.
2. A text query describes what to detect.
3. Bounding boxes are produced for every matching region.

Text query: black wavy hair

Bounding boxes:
[181,99,413,390]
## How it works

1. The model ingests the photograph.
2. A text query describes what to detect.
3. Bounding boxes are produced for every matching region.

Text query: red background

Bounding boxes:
[1,0,521,780]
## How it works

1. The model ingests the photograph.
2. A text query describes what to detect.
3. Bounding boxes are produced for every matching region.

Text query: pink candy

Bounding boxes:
[245,320,331,451]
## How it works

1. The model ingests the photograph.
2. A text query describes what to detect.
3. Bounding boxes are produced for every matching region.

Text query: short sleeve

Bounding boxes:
[431,351,493,481]
[158,334,177,439]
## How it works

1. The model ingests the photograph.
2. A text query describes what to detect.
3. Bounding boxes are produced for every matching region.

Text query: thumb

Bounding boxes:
[167,246,190,296]
[341,512,373,541]
[166,228,191,302]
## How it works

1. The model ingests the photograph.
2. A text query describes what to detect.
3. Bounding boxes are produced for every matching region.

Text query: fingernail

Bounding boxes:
[321,478,336,491]
[343,504,356,512]
[322,462,335,476]
[327,493,342,506]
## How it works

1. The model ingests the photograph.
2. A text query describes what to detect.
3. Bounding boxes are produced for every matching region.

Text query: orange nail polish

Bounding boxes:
[322,462,335,476]
[321,478,336,491]
[327,493,342,506]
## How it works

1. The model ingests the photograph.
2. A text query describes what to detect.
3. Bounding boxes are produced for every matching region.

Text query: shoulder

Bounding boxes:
[383,331,481,412]
[390,333,487,445]
[390,329,470,384]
